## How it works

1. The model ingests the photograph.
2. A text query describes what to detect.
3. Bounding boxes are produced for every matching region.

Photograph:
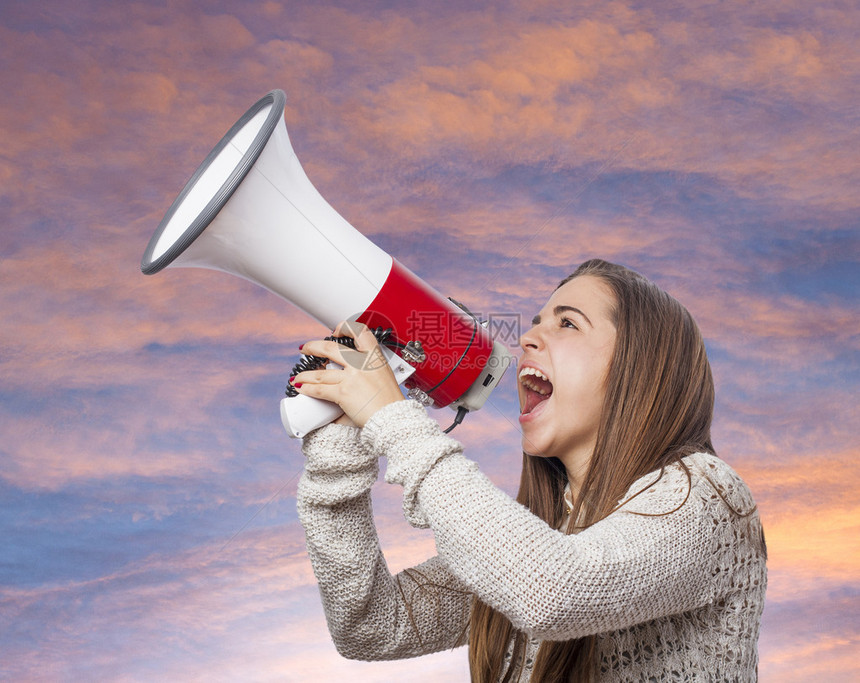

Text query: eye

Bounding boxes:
[560,317,579,330]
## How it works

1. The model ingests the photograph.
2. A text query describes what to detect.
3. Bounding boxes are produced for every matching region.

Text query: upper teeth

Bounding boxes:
[520,367,549,381]
[519,366,551,395]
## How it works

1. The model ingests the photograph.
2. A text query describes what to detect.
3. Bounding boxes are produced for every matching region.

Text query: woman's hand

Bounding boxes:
[291,320,404,428]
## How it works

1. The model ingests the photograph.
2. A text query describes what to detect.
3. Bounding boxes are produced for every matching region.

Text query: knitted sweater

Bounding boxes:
[297,400,767,681]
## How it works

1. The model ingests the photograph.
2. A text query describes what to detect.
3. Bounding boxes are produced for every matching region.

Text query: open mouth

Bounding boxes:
[519,366,553,415]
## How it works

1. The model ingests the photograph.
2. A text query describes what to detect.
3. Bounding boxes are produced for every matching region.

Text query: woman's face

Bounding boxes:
[518,274,618,476]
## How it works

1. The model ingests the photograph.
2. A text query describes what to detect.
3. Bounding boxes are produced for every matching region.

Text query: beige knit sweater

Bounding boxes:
[297,400,767,681]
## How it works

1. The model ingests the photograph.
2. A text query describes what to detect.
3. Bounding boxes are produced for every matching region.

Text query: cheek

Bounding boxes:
[558,353,611,409]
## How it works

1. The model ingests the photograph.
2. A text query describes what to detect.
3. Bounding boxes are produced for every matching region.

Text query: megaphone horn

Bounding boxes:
[141,90,513,437]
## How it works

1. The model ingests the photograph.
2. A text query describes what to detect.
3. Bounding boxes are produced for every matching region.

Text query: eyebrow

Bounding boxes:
[531,305,593,327]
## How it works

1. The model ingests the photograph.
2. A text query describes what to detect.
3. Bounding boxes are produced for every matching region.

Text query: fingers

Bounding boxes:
[299,319,377,362]
[292,320,403,428]
[291,367,342,386]
[298,340,371,376]
[301,320,388,375]
[336,320,391,373]
[333,319,379,353]
[298,339,349,365]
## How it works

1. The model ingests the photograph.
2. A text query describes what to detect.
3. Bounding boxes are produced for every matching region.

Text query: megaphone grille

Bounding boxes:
[141,90,287,274]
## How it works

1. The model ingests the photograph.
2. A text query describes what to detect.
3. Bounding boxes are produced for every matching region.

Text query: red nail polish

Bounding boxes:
[298,344,304,351]
[293,382,303,388]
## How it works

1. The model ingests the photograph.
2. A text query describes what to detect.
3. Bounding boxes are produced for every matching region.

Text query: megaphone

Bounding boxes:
[141,90,513,438]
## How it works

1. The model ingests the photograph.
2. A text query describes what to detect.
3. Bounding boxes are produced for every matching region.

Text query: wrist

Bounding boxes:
[303,422,372,473]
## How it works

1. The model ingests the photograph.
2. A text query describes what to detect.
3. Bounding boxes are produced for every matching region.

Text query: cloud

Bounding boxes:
[0,505,469,681]
[1,526,313,679]
[290,8,859,211]
[1,1,858,679]
[764,503,859,597]
[759,582,859,681]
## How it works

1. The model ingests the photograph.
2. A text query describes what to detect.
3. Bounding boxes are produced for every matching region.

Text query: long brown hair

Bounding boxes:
[468,259,716,682]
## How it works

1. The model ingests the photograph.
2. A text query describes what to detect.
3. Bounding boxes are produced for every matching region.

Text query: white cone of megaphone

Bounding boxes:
[141,90,513,438]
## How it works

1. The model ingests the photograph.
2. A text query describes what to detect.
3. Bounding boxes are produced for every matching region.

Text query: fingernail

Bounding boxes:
[298,344,304,351]
[293,382,303,388]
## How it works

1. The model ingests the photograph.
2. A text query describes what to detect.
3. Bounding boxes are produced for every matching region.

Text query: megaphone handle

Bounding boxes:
[279,393,346,439]
[280,346,415,438]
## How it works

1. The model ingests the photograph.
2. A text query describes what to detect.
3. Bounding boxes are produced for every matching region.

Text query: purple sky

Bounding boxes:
[1,0,858,680]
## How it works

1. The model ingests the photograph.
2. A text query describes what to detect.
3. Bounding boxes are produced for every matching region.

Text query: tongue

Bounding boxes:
[524,389,550,414]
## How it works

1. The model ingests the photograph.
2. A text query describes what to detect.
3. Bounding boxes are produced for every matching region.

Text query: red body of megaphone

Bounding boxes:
[141,90,513,437]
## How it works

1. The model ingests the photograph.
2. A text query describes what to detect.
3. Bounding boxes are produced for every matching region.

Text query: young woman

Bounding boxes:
[291,259,767,682]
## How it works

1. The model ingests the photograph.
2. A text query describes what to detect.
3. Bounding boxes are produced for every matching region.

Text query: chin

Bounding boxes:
[521,437,550,459]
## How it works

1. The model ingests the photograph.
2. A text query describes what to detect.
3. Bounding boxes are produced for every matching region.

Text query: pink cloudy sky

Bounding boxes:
[1,0,858,680]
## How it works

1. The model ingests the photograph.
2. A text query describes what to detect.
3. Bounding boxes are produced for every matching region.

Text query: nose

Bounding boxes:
[519,322,541,351]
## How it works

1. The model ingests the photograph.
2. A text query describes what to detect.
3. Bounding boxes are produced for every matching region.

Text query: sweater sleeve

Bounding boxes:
[362,400,765,642]
[296,422,471,661]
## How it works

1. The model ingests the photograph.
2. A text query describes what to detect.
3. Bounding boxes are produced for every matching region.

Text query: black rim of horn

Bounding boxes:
[140,89,287,275]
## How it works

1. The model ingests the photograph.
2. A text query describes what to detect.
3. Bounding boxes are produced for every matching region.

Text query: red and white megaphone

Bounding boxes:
[141,90,513,438]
